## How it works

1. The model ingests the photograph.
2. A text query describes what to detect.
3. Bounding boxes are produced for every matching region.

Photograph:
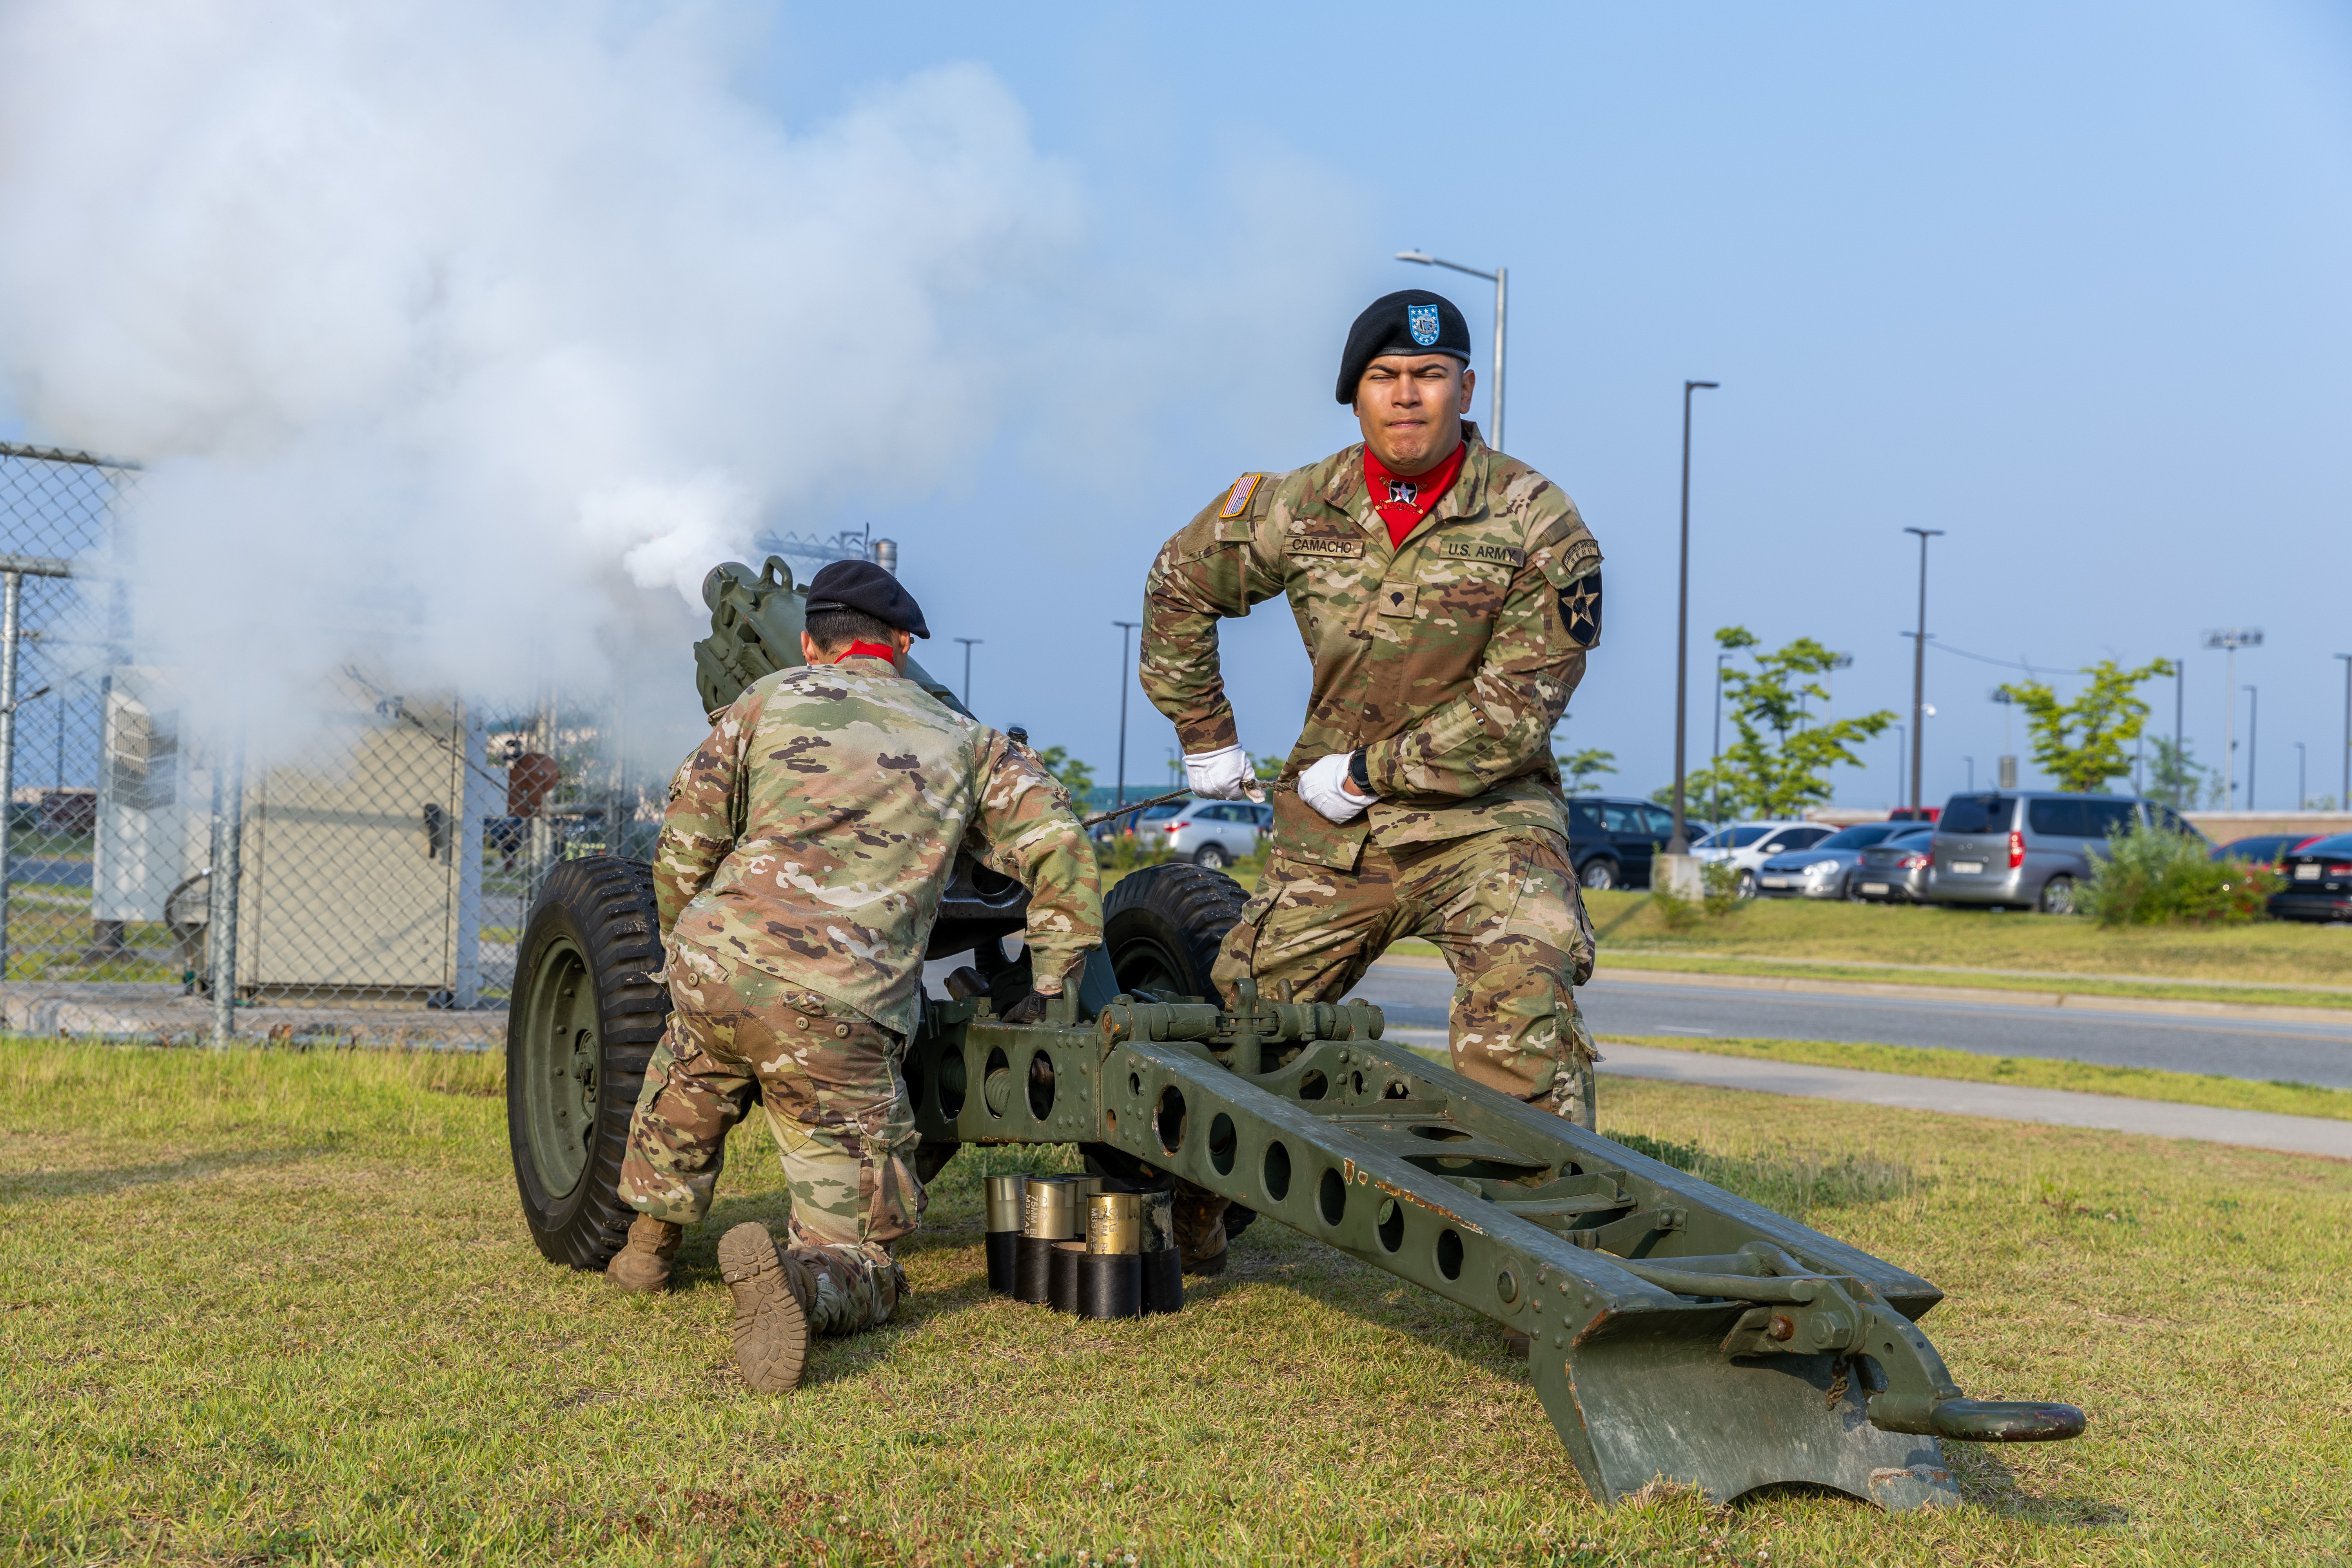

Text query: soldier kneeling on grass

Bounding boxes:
[604,559,1102,1392]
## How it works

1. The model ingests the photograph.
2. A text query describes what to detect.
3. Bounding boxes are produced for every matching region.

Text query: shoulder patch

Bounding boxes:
[1219,473,1265,519]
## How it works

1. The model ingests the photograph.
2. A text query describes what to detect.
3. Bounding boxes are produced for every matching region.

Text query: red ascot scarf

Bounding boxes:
[833,641,898,664]
[1363,440,1466,549]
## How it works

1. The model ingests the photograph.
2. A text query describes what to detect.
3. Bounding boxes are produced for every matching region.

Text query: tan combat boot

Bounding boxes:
[1172,1187,1231,1277]
[717,1222,817,1393]
[606,1214,684,1293]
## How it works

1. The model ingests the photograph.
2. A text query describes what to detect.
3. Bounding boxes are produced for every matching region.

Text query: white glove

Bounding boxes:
[1298,751,1374,823]
[1183,743,1254,801]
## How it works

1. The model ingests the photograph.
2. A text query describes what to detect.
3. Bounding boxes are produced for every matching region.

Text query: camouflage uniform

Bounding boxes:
[619,654,1102,1330]
[1141,423,1605,1117]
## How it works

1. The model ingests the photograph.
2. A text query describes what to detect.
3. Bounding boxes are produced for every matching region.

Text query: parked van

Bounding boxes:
[1928,791,2203,914]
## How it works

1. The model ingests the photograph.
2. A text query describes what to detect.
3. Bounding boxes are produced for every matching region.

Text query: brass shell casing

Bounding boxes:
[985,1174,1027,1233]
[1087,1192,1142,1255]
[1022,1176,1082,1239]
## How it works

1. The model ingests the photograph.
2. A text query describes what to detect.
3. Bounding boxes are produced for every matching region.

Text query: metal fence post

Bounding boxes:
[0,570,20,984]
[453,704,489,1009]
[209,731,244,1048]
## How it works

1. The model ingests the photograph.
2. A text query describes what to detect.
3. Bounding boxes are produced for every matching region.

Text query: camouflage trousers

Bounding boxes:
[1213,828,1600,1124]
[617,940,920,1335]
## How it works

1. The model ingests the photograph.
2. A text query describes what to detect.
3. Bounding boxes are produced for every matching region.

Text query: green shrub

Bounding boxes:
[2076,827,2281,926]
[1699,858,1747,919]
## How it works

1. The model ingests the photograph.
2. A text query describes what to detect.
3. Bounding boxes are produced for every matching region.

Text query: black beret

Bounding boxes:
[1335,289,1473,403]
[804,559,930,639]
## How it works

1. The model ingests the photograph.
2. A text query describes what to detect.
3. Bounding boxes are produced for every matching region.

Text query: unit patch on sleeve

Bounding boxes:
[1438,539,1526,567]
[1218,473,1264,519]
[1561,569,1603,648]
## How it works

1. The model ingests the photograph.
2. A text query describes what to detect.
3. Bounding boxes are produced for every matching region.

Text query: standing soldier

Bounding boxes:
[604,559,1102,1393]
[1140,289,1604,1271]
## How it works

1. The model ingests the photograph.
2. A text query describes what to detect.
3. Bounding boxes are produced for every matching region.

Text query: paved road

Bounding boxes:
[1343,960,2352,1091]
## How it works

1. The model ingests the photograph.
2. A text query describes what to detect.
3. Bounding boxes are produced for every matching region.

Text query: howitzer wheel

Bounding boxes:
[1099,862,1260,1240]
[507,856,671,1270]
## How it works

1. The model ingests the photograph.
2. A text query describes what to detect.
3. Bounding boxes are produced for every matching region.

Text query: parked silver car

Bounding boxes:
[1847,826,1939,903]
[1928,791,2203,913]
[1146,799,1270,869]
[1755,822,1918,900]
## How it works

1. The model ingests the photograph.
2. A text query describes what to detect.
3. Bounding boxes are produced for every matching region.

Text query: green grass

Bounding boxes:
[5,1042,2349,1564]
[1598,1033,2352,1123]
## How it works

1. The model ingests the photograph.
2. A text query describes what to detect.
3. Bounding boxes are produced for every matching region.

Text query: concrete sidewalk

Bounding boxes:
[1381,1026,2352,1159]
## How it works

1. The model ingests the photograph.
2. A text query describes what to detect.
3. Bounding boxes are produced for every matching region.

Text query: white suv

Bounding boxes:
[1691,820,1839,898]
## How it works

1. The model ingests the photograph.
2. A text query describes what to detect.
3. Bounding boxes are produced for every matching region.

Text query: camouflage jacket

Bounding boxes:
[654,656,1103,1035]
[1140,424,1601,870]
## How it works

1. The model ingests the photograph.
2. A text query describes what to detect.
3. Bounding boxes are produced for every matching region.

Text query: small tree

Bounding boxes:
[1035,746,1096,799]
[1708,627,1895,818]
[1996,659,2173,794]
[1556,747,1617,794]
[2145,735,2205,811]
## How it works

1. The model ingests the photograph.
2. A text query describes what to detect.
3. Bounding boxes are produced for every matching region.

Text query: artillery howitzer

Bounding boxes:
[506,556,2084,1511]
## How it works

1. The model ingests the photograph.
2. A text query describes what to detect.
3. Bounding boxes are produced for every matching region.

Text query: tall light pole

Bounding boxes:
[2294,740,2306,811]
[2173,658,2185,806]
[2336,653,2352,808]
[2243,685,2258,809]
[1902,528,1944,812]
[1892,722,1907,809]
[953,637,982,708]
[1113,621,1140,819]
[1395,250,1506,453]
[1667,379,1720,855]
[2202,629,2263,809]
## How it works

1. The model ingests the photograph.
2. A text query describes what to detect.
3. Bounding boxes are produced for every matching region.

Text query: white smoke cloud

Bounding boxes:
[0,0,1084,744]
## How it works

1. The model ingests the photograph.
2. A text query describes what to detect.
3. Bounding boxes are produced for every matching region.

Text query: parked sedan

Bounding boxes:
[1754,822,1916,900]
[2213,833,2327,868]
[2269,833,2352,923]
[1691,820,1840,897]
[1846,826,1939,903]
[1147,799,1270,869]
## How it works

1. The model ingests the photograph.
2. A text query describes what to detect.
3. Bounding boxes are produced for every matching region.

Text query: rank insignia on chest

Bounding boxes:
[1407,304,1440,347]
[1284,532,1364,558]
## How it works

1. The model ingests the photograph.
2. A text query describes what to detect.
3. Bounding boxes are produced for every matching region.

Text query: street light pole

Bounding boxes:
[2295,740,2305,811]
[2243,685,2258,809]
[1892,723,1906,810]
[1395,250,1506,453]
[1113,621,1140,821]
[2174,659,2185,807]
[953,637,982,708]
[2201,629,2263,809]
[1667,379,1720,855]
[1902,528,1944,813]
[2336,653,2352,808]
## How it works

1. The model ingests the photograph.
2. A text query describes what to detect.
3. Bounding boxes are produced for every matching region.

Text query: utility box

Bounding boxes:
[91,669,497,1005]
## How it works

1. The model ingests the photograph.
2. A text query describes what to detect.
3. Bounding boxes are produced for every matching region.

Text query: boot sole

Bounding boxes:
[717,1223,808,1393]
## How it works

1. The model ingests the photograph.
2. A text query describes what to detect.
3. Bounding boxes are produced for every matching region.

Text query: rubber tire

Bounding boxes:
[2038,875,2076,916]
[507,857,671,1271]
[1099,861,1258,1243]
[1580,857,1619,891]
[1192,843,1230,870]
[1102,862,1248,1002]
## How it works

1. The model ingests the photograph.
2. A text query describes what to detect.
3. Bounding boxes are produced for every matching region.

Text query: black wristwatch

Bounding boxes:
[1347,748,1371,793]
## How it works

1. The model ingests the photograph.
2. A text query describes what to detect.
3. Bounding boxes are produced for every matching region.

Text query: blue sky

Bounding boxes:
[756,0,2352,809]
[4,2,2347,810]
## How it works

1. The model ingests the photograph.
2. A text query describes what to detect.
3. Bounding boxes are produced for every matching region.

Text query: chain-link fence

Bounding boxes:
[0,442,663,1050]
